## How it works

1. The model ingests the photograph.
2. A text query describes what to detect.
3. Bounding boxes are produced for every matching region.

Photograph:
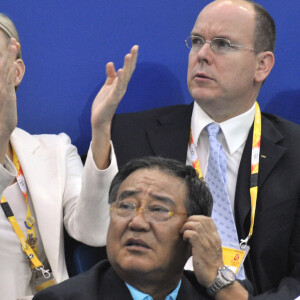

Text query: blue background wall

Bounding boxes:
[2,1,300,155]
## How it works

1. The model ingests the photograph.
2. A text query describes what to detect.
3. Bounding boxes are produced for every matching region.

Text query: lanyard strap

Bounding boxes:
[189,127,203,179]
[188,101,261,247]
[0,197,43,268]
[12,146,38,254]
[0,146,44,270]
[240,101,261,247]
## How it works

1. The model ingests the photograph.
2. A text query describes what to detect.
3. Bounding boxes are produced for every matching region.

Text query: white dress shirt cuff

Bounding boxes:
[87,140,118,175]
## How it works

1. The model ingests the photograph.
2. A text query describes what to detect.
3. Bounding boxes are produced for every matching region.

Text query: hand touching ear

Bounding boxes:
[181,215,223,287]
[181,216,249,299]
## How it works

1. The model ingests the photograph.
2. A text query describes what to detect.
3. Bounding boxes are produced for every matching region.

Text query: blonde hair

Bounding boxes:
[0,13,22,59]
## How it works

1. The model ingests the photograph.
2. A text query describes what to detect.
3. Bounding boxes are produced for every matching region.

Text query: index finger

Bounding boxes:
[119,45,139,81]
[1,38,18,86]
[180,215,216,234]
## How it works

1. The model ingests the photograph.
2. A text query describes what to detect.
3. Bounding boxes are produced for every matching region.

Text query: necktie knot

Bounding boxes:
[206,123,220,138]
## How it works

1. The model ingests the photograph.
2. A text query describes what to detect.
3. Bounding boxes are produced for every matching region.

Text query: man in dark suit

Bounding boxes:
[33,157,253,299]
[86,0,300,299]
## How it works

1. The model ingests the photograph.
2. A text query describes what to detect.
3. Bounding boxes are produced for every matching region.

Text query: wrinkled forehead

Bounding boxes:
[117,168,188,207]
[192,0,255,42]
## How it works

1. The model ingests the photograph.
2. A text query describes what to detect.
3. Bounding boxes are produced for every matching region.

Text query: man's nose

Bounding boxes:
[196,41,213,63]
[128,208,151,231]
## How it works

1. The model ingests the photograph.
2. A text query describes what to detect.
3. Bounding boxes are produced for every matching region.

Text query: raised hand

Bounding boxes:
[91,45,139,131]
[91,45,139,169]
[0,38,22,164]
[181,215,224,287]
[0,38,19,137]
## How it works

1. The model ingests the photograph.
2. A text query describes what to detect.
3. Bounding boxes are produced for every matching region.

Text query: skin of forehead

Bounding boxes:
[117,168,188,205]
[205,0,254,12]
[194,0,256,42]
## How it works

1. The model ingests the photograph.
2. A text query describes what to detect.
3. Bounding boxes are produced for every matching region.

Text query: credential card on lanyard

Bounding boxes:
[222,242,250,275]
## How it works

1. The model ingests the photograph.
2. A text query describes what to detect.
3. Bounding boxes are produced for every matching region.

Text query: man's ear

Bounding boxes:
[14,58,25,87]
[254,51,275,83]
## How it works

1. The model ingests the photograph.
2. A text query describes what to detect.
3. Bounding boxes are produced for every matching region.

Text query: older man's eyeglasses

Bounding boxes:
[110,201,187,224]
[185,35,255,54]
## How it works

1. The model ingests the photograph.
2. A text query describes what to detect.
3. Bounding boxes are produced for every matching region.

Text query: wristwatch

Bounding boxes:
[207,266,236,297]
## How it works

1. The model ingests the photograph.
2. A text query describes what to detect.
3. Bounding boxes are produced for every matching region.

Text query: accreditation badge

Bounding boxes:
[222,242,250,275]
[32,268,56,292]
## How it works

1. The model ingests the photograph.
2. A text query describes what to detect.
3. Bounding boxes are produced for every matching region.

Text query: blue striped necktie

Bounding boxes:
[205,123,245,279]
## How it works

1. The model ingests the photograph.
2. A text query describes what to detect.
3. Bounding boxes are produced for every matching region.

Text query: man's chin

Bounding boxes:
[189,88,216,104]
[114,259,161,282]
[119,257,154,272]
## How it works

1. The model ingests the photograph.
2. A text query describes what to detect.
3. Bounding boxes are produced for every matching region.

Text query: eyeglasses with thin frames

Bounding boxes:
[110,201,187,224]
[185,35,255,54]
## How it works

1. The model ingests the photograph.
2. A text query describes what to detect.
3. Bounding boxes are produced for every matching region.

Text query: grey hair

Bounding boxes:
[0,13,22,59]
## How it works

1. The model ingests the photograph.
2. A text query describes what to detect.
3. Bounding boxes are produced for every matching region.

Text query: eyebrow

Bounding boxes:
[118,190,140,201]
[190,32,233,41]
[190,32,202,37]
[117,189,176,206]
[150,194,175,207]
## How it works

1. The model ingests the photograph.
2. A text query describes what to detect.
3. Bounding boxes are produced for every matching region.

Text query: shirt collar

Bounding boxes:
[125,280,181,300]
[191,101,256,154]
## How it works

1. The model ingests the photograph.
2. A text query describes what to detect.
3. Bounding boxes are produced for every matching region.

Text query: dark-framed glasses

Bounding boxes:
[185,35,255,54]
[110,201,187,224]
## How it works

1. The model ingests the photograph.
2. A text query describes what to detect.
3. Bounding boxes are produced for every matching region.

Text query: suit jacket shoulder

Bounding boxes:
[111,104,193,167]
[33,260,133,300]
[33,260,213,300]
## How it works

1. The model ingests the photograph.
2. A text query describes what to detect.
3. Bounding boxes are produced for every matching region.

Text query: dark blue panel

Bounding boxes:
[1,1,299,154]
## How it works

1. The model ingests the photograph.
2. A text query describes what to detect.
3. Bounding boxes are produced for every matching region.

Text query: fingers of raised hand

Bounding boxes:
[0,39,18,92]
[181,216,224,287]
[92,45,139,124]
[105,62,117,85]
[181,216,217,234]
[104,45,138,91]
[116,45,138,88]
[7,38,18,65]
[123,45,138,76]
[181,216,221,249]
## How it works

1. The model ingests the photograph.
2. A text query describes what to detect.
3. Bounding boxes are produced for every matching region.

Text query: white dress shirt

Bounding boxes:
[106,101,256,216]
[187,101,255,212]
[105,102,256,271]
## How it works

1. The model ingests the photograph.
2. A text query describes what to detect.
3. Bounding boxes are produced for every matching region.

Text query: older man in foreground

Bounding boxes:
[33,156,255,299]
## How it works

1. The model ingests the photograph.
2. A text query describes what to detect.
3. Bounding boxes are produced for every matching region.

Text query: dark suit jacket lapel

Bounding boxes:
[234,115,287,286]
[146,104,193,163]
[99,264,133,299]
[235,114,287,238]
[178,271,210,299]
[102,265,211,299]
